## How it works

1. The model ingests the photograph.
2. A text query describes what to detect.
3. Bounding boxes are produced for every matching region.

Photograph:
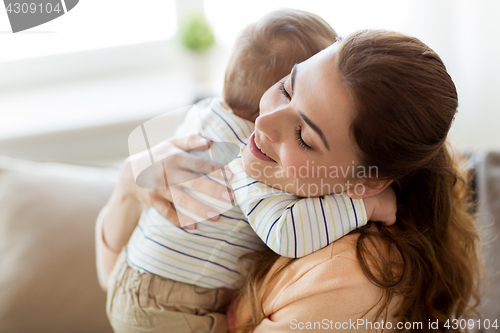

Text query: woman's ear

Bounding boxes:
[346,178,393,199]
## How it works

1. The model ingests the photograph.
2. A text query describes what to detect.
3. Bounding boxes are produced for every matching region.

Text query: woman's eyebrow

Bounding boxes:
[291,64,297,93]
[298,111,330,151]
[292,64,330,151]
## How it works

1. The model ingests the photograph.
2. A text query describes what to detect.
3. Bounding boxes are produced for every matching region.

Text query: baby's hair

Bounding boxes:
[223,9,337,121]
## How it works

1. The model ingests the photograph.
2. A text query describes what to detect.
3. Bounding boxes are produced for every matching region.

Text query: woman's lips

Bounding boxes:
[249,132,276,162]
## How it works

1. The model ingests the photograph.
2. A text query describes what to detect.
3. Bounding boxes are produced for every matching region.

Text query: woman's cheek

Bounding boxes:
[242,147,263,180]
[282,154,310,180]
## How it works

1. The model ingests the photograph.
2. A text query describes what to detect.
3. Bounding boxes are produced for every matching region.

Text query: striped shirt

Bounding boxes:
[126,98,367,289]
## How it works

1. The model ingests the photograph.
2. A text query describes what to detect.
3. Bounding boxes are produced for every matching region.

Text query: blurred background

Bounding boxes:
[0,0,499,166]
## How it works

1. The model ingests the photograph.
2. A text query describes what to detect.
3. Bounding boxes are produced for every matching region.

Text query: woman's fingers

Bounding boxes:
[169,186,220,222]
[169,135,232,181]
[131,134,235,229]
[171,134,211,152]
[175,170,234,202]
[149,193,196,229]
[167,150,227,182]
[150,186,221,224]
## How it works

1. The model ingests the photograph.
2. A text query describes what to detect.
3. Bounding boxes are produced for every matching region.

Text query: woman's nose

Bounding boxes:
[255,108,288,142]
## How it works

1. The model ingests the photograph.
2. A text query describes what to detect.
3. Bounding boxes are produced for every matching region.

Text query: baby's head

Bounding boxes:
[223,9,337,122]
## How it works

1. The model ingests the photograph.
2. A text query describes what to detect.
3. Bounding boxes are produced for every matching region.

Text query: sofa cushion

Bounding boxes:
[475,152,500,331]
[0,156,118,333]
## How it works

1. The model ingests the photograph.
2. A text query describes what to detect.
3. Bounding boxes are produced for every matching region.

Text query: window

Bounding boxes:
[204,0,412,47]
[0,0,177,62]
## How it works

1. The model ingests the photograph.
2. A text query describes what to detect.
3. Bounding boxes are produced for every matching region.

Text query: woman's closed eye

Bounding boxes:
[278,80,291,101]
[296,127,311,151]
[279,80,311,151]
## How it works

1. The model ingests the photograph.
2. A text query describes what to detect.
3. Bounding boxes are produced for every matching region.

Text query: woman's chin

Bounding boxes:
[242,147,260,177]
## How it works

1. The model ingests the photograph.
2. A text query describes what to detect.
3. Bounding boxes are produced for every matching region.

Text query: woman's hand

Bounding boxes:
[104,133,235,251]
[97,134,235,289]
[116,134,234,230]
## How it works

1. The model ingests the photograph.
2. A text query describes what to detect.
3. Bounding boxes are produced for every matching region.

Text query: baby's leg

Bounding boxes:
[106,248,234,333]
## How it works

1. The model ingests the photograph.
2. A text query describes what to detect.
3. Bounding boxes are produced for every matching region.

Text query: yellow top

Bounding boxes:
[232,230,402,332]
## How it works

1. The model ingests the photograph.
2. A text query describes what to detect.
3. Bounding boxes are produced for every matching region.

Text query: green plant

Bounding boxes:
[179,14,215,52]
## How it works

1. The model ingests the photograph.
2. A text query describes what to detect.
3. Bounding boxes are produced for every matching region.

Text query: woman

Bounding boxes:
[97,29,482,332]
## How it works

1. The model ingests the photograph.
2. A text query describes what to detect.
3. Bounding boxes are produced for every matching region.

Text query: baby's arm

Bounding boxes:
[238,186,366,258]
[230,155,396,258]
[362,186,397,226]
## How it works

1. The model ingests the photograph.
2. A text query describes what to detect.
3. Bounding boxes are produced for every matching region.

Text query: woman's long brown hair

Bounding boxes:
[236,30,483,332]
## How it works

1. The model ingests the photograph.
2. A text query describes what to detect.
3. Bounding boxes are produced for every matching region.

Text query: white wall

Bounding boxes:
[204,0,500,152]
[0,0,499,158]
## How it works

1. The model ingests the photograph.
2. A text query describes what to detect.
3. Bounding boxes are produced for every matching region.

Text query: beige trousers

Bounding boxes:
[106,249,234,333]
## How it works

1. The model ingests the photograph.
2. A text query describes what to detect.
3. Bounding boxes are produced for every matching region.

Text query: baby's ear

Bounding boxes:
[346,178,393,199]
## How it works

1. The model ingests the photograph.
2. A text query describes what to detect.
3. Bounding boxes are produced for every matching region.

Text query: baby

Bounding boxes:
[107,9,392,333]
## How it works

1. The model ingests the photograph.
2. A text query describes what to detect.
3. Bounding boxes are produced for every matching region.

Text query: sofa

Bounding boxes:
[0,156,117,333]
[0,105,188,333]
[0,121,499,332]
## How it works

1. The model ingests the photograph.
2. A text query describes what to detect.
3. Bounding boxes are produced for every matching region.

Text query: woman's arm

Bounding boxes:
[95,135,235,290]
[95,165,144,290]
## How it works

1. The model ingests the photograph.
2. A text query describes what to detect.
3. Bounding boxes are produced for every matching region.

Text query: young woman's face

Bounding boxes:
[242,44,361,197]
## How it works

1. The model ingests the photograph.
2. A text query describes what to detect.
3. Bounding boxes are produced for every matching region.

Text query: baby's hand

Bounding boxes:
[362,187,397,226]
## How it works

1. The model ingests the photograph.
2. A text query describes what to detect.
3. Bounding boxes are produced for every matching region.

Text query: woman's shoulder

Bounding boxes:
[281,227,402,293]
[263,233,373,307]
[256,230,402,331]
